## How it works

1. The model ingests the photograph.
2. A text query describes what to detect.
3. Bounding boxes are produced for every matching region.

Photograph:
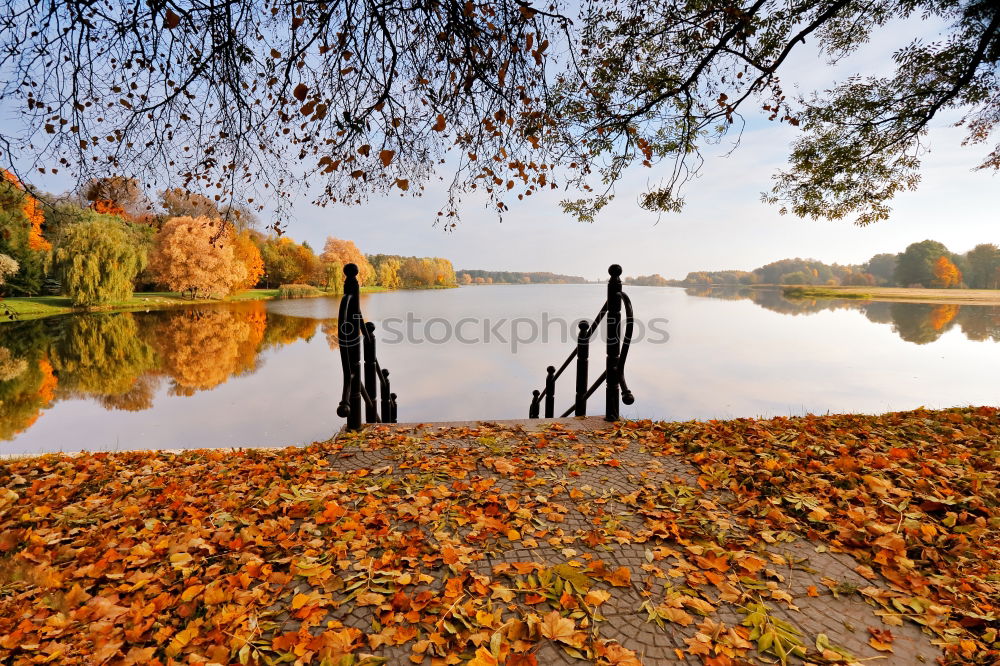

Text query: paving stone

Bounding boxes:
[301,419,946,664]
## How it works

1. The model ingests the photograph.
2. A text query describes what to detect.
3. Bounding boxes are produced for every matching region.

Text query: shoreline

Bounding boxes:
[670,283,1000,305]
[781,284,1000,304]
[0,284,456,322]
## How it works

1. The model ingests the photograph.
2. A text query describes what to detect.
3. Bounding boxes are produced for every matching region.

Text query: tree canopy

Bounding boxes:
[51,214,150,306]
[0,1,997,228]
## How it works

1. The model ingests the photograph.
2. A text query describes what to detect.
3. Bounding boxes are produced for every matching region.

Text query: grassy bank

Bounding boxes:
[0,285,415,321]
[0,406,995,664]
[782,284,1000,304]
[0,290,282,320]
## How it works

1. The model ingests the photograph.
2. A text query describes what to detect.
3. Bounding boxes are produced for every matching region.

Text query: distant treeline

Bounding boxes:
[672,240,1000,289]
[457,270,587,284]
[625,274,670,286]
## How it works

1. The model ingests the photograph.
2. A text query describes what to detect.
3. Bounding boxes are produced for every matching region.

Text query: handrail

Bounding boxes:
[337,263,397,431]
[533,302,608,400]
[529,265,635,421]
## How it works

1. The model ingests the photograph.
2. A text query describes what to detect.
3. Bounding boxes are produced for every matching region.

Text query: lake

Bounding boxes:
[2,284,999,454]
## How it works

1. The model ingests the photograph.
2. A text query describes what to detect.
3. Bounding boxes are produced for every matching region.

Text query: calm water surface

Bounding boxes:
[2,285,999,454]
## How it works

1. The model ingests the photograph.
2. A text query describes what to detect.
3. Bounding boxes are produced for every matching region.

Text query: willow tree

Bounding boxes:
[0,1,997,227]
[51,215,148,306]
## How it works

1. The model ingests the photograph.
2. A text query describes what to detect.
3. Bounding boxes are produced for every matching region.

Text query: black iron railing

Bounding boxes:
[337,263,397,431]
[529,264,634,421]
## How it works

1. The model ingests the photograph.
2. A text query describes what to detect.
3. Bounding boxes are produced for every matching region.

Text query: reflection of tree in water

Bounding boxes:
[48,313,154,397]
[0,346,27,382]
[0,356,56,440]
[321,319,340,350]
[0,302,327,440]
[97,374,162,412]
[262,313,320,349]
[0,320,55,439]
[686,286,859,316]
[887,304,957,345]
[151,303,267,395]
[956,306,1000,342]
[688,286,1000,345]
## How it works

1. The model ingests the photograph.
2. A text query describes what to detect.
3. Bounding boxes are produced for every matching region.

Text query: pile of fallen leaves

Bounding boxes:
[0,406,995,665]
[662,406,999,663]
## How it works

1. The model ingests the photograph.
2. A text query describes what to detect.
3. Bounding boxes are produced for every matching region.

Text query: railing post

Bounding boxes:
[606,264,622,421]
[380,369,392,423]
[344,264,362,431]
[390,392,398,423]
[529,390,540,419]
[544,366,556,418]
[363,322,378,423]
[575,321,589,416]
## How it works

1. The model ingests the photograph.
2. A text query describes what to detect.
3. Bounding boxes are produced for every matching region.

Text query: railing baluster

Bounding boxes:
[575,321,589,416]
[544,366,556,418]
[390,392,398,422]
[605,264,622,421]
[380,369,392,423]
[344,264,363,430]
[363,322,378,423]
[526,264,634,421]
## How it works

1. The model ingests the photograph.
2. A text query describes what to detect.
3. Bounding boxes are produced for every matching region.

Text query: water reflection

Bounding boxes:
[0,302,334,441]
[686,286,1000,345]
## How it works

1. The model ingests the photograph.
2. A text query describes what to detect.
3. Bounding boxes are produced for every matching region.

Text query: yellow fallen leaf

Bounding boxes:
[180,584,203,602]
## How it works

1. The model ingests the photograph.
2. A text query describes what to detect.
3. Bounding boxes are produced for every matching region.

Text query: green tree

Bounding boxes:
[256,236,321,287]
[894,240,951,287]
[51,214,149,306]
[781,271,813,285]
[323,260,345,294]
[864,254,898,286]
[963,244,1000,289]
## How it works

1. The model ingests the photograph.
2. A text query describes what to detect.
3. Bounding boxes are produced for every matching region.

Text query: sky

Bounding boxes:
[3,11,998,281]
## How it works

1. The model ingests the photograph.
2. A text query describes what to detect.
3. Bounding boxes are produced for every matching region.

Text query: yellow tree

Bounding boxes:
[320,237,373,285]
[148,216,247,298]
[232,230,265,290]
[931,256,962,288]
[152,305,266,394]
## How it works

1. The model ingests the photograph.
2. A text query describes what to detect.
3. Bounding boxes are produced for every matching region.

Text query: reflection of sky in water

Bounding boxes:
[2,285,999,454]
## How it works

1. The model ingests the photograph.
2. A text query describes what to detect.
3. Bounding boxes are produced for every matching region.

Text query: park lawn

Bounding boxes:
[0,290,279,320]
[0,407,996,665]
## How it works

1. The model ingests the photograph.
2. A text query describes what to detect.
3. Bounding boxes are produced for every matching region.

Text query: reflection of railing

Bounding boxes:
[529,264,634,421]
[336,264,397,431]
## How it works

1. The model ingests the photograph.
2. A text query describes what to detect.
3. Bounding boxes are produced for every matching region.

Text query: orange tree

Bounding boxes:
[232,231,265,291]
[932,256,963,288]
[147,216,247,299]
[320,238,373,285]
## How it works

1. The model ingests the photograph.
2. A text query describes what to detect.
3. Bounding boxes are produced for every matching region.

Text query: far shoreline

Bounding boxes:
[671,283,1000,305]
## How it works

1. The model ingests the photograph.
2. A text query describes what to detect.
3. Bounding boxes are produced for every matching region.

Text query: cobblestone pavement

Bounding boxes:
[313,418,943,665]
